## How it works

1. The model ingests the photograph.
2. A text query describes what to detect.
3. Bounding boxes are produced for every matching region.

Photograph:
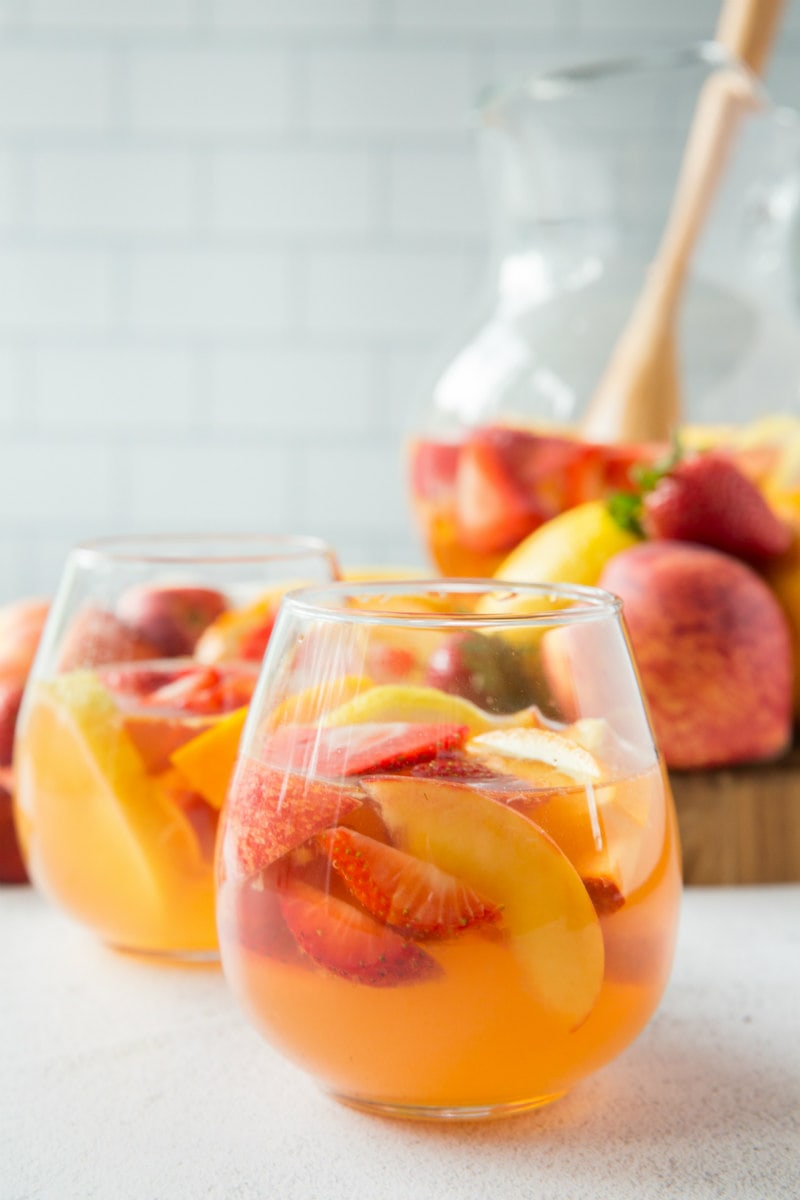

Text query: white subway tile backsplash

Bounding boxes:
[0,538,22,605]
[0,440,116,523]
[305,48,475,136]
[0,48,114,134]
[0,151,16,228]
[391,0,563,33]
[127,249,290,334]
[33,344,196,429]
[209,0,378,32]
[209,148,377,237]
[30,148,197,235]
[387,147,486,237]
[574,0,716,36]
[303,440,409,534]
[306,248,479,338]
[0,3,797,602]
[209,346,373,435]
[29,0,196,30]
[124,441,292,530]
[0,345,16,423]
[0,248,114,332]
[128,49,292,137]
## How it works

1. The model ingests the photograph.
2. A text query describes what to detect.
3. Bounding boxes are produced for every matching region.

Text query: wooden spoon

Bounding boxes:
[580,0,786,444]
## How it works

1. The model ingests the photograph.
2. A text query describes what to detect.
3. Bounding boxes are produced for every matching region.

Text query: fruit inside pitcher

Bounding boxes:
[408,417,800,576]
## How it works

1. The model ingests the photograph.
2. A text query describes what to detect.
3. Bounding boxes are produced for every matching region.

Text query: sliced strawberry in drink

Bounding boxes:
[220,864,304,962]
[102,664,187,696]
[318,826,500,939]
[224,756,364,879]
[144,665,228,714]
[409,438,461,501]
[278,876,438,987]
[582,875,625,916]
[408,751,511,784]
[455,434,542,555]
[262,720,468,778]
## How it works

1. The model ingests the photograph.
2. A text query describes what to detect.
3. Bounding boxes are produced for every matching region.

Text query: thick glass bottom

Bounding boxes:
[328,1089,566,1122]
[111,941,220,966]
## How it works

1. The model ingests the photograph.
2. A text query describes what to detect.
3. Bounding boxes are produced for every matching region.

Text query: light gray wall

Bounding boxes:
[1,0,800,601]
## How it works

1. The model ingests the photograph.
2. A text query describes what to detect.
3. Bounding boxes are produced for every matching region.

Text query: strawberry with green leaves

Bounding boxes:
[610,446,792,565]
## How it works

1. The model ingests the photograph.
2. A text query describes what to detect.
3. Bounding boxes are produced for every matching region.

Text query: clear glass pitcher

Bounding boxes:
[408,43,800,575]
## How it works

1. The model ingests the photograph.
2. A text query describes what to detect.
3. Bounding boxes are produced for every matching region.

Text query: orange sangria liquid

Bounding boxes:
[218,698,681,1117]
[15,660,256,956]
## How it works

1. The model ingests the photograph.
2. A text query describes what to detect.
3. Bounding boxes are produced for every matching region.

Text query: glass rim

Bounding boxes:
[478,39,770,117]
[68,533,338,569]
[281,577,622,630]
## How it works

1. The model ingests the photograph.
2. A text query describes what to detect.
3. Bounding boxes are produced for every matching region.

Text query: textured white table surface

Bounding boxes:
[3,884,799,1200]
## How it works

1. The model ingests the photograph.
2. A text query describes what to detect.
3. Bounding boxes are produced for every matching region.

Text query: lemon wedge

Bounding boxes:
[467,726,603,786]
[322,683,539,737]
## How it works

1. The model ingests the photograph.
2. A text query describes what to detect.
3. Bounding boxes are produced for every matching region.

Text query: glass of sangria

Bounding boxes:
[13,534,339,959]
[216,578,682,1119]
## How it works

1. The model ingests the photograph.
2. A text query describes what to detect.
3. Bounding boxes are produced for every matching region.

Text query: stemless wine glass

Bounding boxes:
[217,579,682,1120]
[13,534,339,959]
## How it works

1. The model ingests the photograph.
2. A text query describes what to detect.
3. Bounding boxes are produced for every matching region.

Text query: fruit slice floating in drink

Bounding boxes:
[15,659,258,953]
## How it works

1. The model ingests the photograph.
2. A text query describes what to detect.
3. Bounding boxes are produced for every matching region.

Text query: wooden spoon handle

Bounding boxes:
[580,0,785,443]
[717,0,786,74]
[655,0,785,306]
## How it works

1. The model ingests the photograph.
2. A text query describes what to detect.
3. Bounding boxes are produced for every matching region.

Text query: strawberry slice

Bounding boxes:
[409,438,461,501]
[642,451,793,564]
[455,434,542,555]
[408,751,512,784]
[262,721,468,778]
[582,875,625,916]
[278,877,438,987]
[102,665,186,696]
[143,665,235,714]
[318,826,500,939]
[224,756,363,879]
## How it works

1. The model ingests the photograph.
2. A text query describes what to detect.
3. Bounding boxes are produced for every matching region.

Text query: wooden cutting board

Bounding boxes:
[669,744,800,884]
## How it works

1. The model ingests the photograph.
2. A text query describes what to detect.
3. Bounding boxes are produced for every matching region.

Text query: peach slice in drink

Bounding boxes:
[364,774,604,1029]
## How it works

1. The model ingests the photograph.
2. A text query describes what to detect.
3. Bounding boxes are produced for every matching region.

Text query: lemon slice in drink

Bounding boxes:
[322,683,540,737]
[467,726,603,788]
[17,672,170,927]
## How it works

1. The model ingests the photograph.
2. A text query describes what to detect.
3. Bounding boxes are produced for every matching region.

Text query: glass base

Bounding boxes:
[110,942,220,967]
[328,1090,566,1122]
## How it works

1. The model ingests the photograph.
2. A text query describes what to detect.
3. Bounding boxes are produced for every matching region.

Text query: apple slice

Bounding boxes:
[364,775,604,1028]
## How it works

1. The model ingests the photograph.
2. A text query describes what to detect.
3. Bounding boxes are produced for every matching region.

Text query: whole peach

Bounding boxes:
[599,541,793,769]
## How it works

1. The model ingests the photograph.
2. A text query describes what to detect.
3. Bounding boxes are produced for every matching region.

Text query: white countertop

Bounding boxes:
[3,884,799,1200]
